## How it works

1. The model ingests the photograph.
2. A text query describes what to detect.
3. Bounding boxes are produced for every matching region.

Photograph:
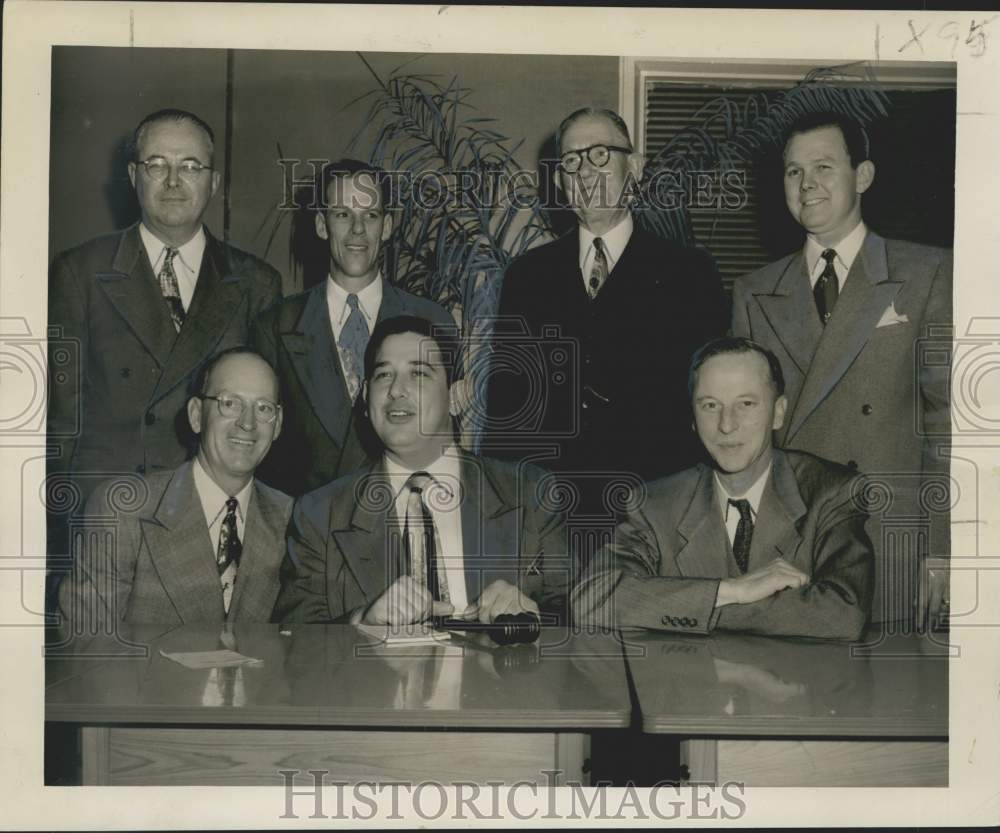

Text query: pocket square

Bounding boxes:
[876,305,909,328]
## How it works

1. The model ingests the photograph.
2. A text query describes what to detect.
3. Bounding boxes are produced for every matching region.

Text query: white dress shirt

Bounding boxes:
[714,464,771,550]
[578,212,633,290]
[805,220,867,292]
[326,274,382,341]
[384,447,470,613]
[139,223,206,311]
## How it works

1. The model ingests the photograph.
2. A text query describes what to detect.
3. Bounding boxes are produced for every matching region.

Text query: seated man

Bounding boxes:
[273,315,569,626]
[58,348,293,627]
[572,336,874,640]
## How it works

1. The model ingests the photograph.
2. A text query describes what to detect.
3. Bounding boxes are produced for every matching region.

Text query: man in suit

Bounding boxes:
[730,111,952,625]
[47,108,281,560]
[485,107,728,514]
[59,348,293,627]
[572,337,874,640]
[252,159,453,496]
[274,315,569,626]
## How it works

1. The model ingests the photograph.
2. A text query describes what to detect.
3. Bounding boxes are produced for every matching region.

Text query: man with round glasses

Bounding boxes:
[486,107,728,524]
[47,108,281,596]
[59,348,293,626]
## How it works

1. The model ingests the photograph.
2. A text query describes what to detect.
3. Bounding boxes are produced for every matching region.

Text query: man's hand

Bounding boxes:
[716,558,809,607]
[362,576,455,625]
[461,579,540,624]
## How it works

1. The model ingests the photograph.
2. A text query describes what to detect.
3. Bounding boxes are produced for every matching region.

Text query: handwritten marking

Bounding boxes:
[898,19,929,54]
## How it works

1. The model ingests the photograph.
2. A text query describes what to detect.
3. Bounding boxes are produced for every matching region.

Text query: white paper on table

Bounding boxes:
[158,648,264,669]
[355,622,451,645]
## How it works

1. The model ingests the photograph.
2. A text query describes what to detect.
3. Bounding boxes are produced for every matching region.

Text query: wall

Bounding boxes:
[49,47,619,293]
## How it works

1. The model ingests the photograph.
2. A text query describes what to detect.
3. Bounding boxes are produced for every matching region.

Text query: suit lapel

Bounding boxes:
[753,253,823,377]
[139,462,224,623]
[747,451,805,572]
[377,281,409,321]
[96,224,177,367]
[281,284,354,446]
[786,232,900,442]
[675,466,733,579]
[331,464,394,603]
[458,454,519,600]
[152,231,247,403]
[228,482,288,621]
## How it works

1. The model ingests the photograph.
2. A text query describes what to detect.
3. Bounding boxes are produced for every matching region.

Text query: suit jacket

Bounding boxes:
[273,451,571,624]
[572,449,874,640]
[485,225,728,487]
[47,223,282,510]
[58,461,294,626]
[250,280,454,495]
[731,232,952,620]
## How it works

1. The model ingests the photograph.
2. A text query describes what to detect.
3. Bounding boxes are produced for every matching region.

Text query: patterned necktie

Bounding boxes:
[157,247,186,332]
[588,237,608,299]
[729,498,754,575]
[405,472,449,603]
[338,293,369,401]
[217,497,242,613]
[814,248,840,325]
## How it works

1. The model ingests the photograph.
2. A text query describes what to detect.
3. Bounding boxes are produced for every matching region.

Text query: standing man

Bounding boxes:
[48,108,281,526]
[572,337,874,640]
[274,315,569,626]
[252,159,453,496]
[486,107,728,515]
[59,348,292,627]
[731,111,952,623]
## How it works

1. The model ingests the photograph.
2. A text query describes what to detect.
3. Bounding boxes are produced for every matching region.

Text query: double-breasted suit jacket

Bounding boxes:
[572,449,874,640]
[250,280,453,496]
[47,223,282,510]
[272,451,571,624]
[58,461,294,627]
[731,231,952,620]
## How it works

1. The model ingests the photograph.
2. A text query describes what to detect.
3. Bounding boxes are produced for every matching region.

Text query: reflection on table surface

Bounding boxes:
[45,623,631,729]
[623,623,948,736]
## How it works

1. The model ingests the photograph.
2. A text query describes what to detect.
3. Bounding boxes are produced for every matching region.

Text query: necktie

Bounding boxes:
[588,237,608,299]
[729,498,754,575]
[217,497,242,614]
[338,293,369,401]
[814,248,840,325]
[157,247,186,332]
[405,472,450,603]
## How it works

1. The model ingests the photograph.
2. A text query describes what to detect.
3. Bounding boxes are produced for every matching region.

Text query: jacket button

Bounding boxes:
[861,404,873,415]
[145,412,156,426]
[135,464,145,475]
[847,460,858,470]
[582,401,589,410]
[120,367,131,378]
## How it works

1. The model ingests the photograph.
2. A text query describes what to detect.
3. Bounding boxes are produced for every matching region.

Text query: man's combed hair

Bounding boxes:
[783,110,871,168]
[129,108,216,163]
[555,107,633,157]
[688,336,786,398]
[316,158,393,215]
[363,315,462,387]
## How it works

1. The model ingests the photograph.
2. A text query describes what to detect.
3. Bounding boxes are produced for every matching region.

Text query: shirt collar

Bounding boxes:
[139,222,207,275]
[192,456,254,527]
[805,220,867,277]
[383,445,461,500]
[578,212,633,272]
[326,273,383,325]
[714,463,771,520]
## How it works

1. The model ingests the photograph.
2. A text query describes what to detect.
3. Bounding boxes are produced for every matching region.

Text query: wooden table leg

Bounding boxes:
[679,739,718,785]
[80,726,110,785]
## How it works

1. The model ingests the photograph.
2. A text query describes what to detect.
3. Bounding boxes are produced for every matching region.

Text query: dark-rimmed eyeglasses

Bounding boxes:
[199,393,280,424]
[558,144,633,174]
[136,157,213,182]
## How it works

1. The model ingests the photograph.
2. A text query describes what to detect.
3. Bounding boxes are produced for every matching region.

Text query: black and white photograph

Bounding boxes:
[1,2,998,828]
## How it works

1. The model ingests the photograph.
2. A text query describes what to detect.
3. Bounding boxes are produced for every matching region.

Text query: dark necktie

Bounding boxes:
[814,248,839,325]
[157,247,186,332]
[405,472,449,603]
[217,497,242,613]
[729,498,754,575]
[588,237,608,299]
[338,293,369,402]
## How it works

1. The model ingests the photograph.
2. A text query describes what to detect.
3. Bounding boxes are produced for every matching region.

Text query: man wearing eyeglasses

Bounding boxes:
[485,107,727,523]
[47,109,282,587]
[59,348,293,626]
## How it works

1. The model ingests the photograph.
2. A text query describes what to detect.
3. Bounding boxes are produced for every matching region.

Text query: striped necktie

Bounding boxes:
[157,247,186,331]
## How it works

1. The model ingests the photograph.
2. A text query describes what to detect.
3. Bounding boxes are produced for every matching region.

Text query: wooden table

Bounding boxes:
[45,623,630,786]
[625,625,949,787]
